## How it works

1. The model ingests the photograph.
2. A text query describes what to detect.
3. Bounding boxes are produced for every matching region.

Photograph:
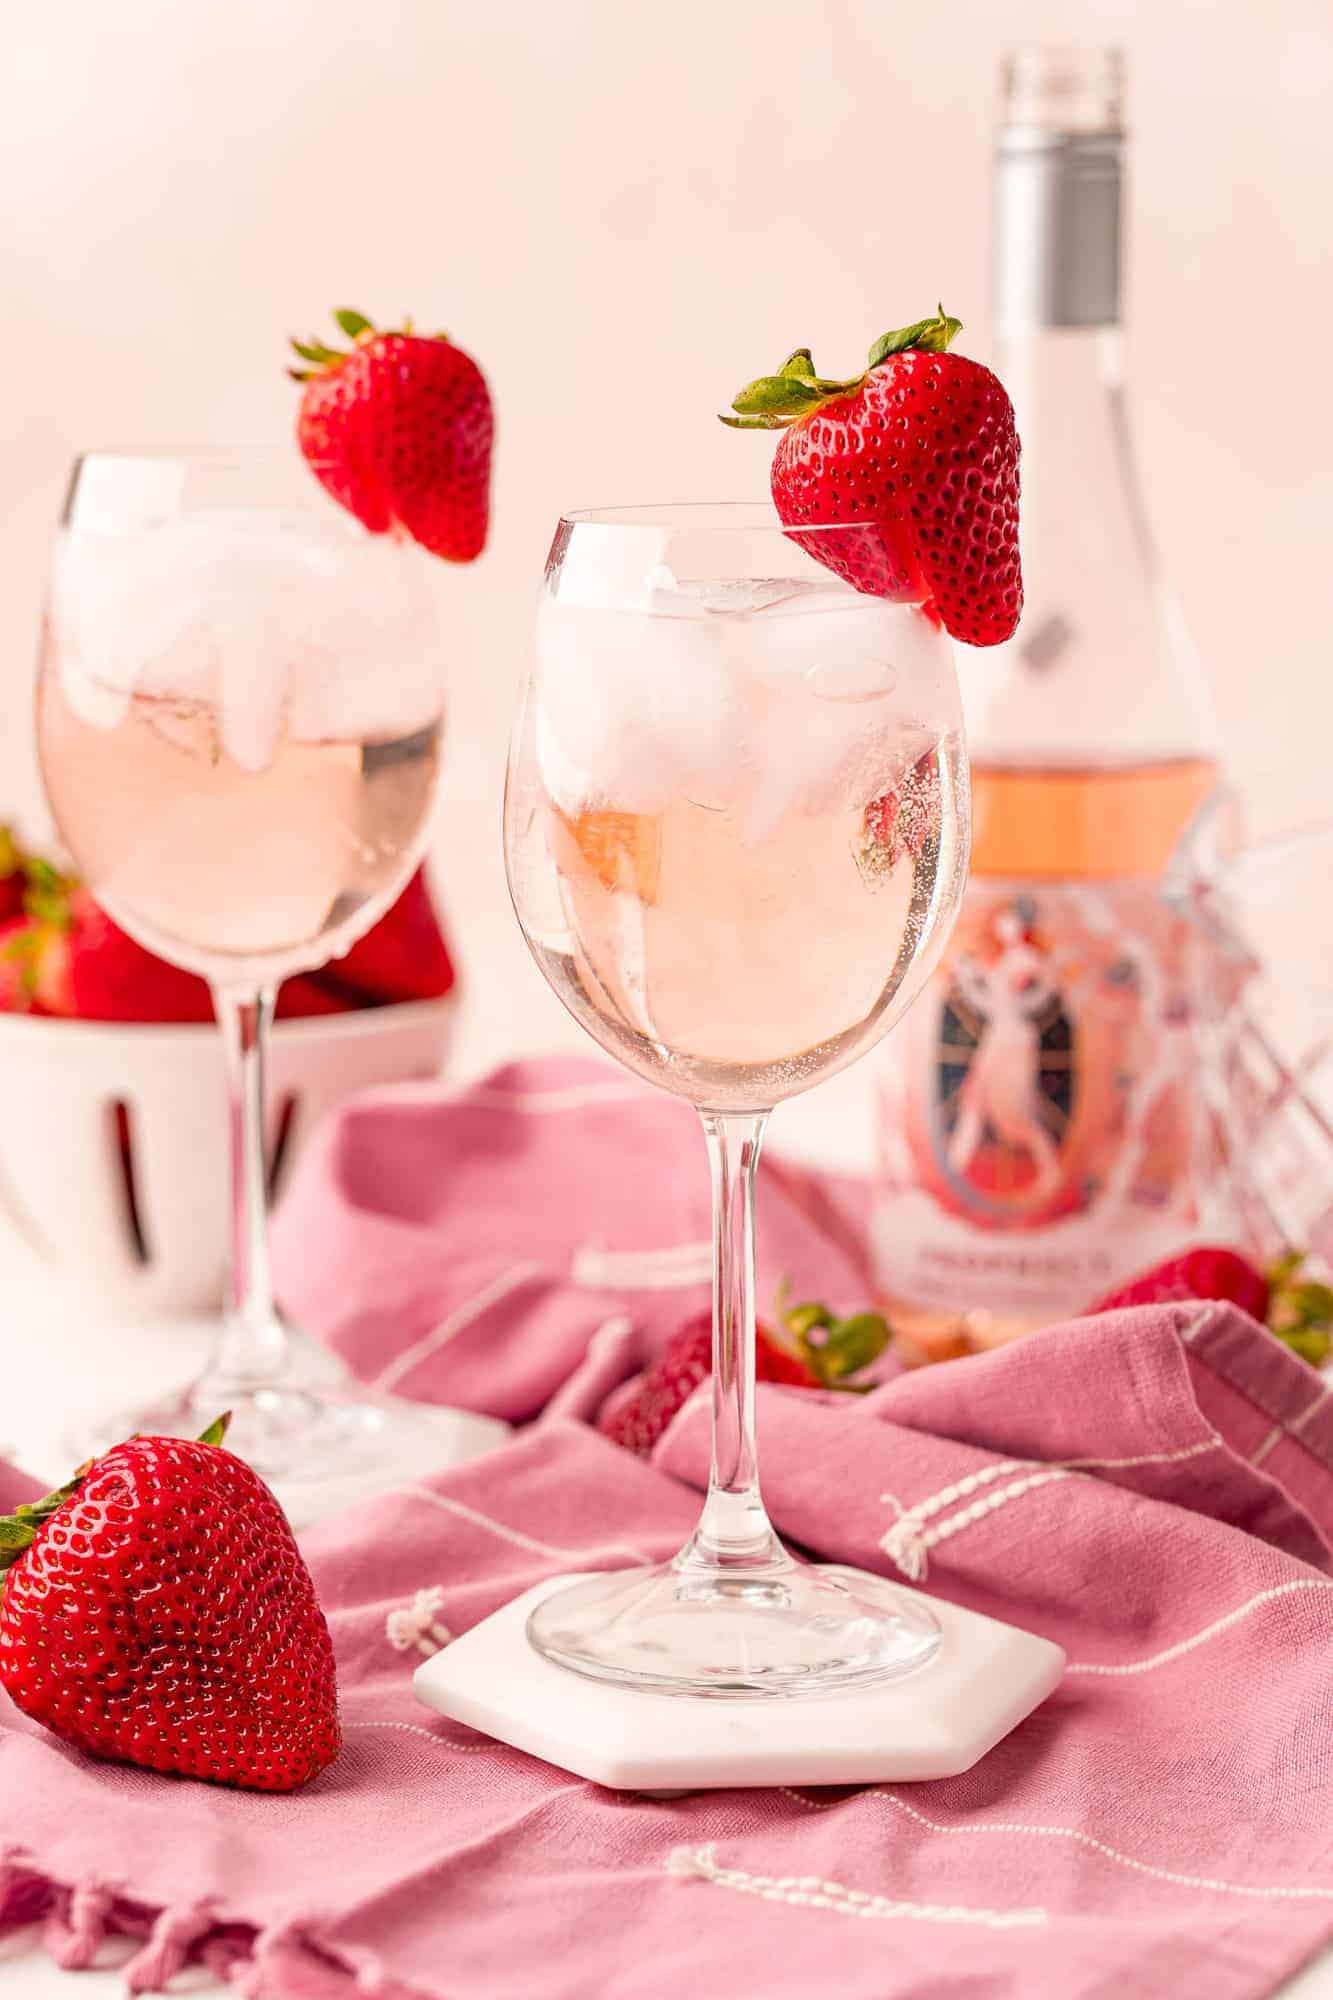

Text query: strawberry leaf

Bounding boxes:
[816,1311,891,1381]
[780,1297,891,1387]
[198,1413,232,1448]
[718,411,792,430]
[1282,1328,1332,1367]
[867,304,963,370]
[784,1302,834,1341]
[333,308,373,339]
[291,338,344,366]
[0,1468,83,1574]
[779,348,817,379]
[731,375,828,417]
[1265,1248,1333,1365]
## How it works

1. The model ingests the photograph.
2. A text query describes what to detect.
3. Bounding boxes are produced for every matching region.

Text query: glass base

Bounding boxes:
[73,1381,395,1480]
[526,1554,942,1699]
[63,1373,505,1529]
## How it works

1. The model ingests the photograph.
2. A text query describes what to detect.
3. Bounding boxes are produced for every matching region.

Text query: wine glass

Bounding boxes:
[503,504,971,1696]
[36,452,448,1481]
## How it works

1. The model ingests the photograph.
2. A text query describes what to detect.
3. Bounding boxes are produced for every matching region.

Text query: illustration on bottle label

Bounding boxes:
[875,879,1202,1318]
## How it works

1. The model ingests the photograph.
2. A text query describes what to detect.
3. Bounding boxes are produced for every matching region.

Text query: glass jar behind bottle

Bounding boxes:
[872,46,1221,1353]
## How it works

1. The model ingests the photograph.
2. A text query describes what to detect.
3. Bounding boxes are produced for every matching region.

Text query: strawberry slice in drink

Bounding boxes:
[858,748,945,886]
[550,805,662,906]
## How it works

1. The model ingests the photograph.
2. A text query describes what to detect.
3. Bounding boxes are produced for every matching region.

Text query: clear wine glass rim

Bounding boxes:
[68,447,350,473]
[558,502,884,536]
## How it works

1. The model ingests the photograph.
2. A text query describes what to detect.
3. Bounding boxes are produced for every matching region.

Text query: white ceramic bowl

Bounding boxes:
[0,999,452,1313]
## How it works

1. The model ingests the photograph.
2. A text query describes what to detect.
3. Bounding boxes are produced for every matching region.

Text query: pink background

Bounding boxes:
[3,0,1331,1086]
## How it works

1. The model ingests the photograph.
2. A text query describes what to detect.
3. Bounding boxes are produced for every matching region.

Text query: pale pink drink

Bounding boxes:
[510,574,967,1112]
[34,454,448,1482]
[38,691,441,987]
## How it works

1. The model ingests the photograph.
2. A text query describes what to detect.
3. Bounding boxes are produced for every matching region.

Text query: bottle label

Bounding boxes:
[873,877,1201,1319]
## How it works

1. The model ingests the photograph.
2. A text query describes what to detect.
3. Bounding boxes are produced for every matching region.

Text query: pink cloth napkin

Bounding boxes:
[269,1056,875,1424]
[2,1055,1332,2000]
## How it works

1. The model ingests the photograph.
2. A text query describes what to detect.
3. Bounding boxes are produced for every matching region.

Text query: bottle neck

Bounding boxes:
[962,121,1218,774]
[994,127,1122,336]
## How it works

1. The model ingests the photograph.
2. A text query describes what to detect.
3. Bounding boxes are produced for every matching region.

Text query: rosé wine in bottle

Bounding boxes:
[871,48,1220,1350]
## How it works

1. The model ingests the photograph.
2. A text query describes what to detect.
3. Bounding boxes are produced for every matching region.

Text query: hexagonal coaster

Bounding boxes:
[413,1571,1065,1790]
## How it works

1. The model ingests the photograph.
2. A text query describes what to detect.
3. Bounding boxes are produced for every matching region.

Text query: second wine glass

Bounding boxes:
[36,451,449,1480]
[505,504,971,1696]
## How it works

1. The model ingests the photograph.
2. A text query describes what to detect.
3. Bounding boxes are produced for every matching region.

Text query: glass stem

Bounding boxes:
[681,1110,786,1574]
[207,985,287,1390]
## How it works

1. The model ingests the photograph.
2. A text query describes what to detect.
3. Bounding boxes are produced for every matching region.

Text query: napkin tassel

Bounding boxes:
[230,1922,390,1998]
[879,1499,931,1582]
[44,1876,117,1970]
[386,1586,452,1658]
[123,1898,214,1995]
[227,1919,297,1998]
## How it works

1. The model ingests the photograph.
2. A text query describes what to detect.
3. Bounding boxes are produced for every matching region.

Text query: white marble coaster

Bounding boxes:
[414,1570,1065,1790]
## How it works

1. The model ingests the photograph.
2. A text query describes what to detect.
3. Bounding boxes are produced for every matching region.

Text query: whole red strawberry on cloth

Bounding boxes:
[599,1296,892,1456]
[0,1416,338,1792]
[1091,1246,1333,1368]
[292,307,494,562]
[723,305,1021,644]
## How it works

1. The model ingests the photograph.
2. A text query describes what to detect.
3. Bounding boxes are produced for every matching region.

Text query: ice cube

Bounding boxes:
[745,594,901,683]
[646,573,811,618]
[535,599,743,816]
[734,599,949,843]
[52,514,442,772]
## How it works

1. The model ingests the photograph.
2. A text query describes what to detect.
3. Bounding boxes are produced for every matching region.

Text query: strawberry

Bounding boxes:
[599,1298,891,1457]
[722,306,1022,645]
[1090,1246,1333,1368]
[0,913,71,1014]
[0,1416,340,1792]
[0,831,451,1021]
[551,807,662,906]
[0,845,214,1024]
[291,308,492,562]
[0,825,25,923]
[0,840,75,1014]
[65,892,215,1024]
[321,864,456,1004]
[275,975,372,1019]
[598,1316,714,1458]
[859,749,943,886]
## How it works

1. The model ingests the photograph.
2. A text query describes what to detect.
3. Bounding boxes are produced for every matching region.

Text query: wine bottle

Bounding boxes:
[872,45,1221,1350]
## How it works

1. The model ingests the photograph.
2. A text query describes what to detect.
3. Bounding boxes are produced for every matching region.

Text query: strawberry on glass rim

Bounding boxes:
[722,305,1022,645]
[292,307,493,562]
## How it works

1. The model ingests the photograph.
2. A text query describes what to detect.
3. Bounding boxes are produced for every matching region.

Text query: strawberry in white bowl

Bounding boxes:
[0,830,457,1312]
